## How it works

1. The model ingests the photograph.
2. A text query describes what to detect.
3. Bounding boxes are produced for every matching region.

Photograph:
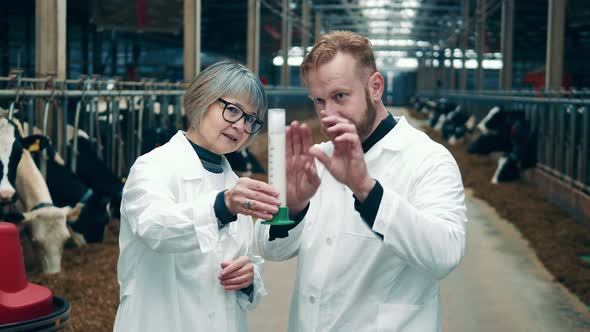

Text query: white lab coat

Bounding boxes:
[114,131,266,332]
[256,117,467,332]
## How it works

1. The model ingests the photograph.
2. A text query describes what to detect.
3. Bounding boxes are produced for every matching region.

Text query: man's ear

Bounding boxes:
[367,72,385,101]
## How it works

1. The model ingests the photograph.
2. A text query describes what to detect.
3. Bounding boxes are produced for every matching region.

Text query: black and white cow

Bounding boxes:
[141,126,265,176]
[467,106,536,183]
[428,99,457,130]
[67,135,124,220]
[225,148,266,175]
[467,107,517,155]
[441,106,476,145]
[0,118,20,203]
[21,135,114,243]
[0,118,80,274]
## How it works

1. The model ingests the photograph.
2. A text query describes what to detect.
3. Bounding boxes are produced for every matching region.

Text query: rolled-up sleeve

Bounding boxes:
[237,255,267,310]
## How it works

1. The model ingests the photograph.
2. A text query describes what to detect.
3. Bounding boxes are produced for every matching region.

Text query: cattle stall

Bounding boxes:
[419,90,590,222]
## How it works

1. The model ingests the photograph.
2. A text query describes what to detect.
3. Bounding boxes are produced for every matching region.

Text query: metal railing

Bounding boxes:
[0,75,315,179]
[419,91,590,194]
[0,75,186,178]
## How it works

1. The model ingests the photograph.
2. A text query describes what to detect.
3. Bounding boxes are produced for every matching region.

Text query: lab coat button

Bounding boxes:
[326,237,332,245]
[309,296,315,304]
[208,312,215,319]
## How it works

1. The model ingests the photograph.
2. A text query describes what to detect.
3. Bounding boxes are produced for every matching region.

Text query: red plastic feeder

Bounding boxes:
[0,222,52,325]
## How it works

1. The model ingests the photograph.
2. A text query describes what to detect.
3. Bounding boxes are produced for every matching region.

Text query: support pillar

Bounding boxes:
[545,0,567,91]
[280,0,290,86]
[475,0,486,91]
[302,0,310,56]
[449,19,457,91]
[35,0,67,156]
[315,12,322,43]
[247,0,260,75]
[36,0,67,79]
[184,0,201,82]
[460,0,469,91]
[500,0,514,90]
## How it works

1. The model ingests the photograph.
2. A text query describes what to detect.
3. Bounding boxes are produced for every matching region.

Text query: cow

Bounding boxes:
[67,135,124,220]
[140,126,265,176]
[467,106,536,183]
[225,148,266,175]
[10,113,125,223]
[467,106,519,155]
[428,99,457,129]
[491,118,537,183]
[0,119,81,274]
[0,118,19,203]
[440,106,475,145]
[21,135,114,243]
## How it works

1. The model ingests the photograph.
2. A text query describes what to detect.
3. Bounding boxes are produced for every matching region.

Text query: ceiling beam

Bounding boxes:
[314,3,461,13]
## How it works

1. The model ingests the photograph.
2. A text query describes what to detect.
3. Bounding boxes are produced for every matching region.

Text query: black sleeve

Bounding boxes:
[214,190,237,229]
[240,284,254,302]
[268,203,310,241]
[353,180,384,239]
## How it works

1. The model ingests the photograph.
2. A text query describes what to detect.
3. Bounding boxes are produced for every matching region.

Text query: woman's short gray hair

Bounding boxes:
[183,61,267,145]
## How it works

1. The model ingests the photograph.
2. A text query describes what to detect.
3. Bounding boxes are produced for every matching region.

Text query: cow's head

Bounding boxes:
[7,204,81,274]
[477,106,502,134]
[0,118,22,203]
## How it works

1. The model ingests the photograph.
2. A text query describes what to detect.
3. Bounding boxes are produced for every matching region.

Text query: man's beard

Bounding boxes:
[320,88,377,142]
[357,89,377,141]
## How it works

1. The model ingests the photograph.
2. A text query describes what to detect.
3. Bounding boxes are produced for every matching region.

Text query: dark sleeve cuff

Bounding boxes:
[214,190,237,228]
[240,284,254,302]
[353,180,384,239]
[268,203,309,241]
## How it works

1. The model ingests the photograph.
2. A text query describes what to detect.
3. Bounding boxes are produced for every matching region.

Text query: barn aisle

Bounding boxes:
[247,108,590,331]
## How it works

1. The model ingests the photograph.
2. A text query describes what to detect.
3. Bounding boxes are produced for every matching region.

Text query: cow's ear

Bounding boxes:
[63,203,84,222]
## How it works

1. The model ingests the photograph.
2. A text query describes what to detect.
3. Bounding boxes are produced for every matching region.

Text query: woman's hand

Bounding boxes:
[225,178,280,221]
[218,256,254,291]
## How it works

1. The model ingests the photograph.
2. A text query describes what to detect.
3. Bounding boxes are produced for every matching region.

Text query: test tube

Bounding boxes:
[262,108,293,225]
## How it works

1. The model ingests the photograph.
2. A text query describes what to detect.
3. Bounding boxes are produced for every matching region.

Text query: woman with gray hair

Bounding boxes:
[114,61,278,332]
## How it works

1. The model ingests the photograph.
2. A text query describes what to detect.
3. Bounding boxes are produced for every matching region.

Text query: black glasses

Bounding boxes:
[217,98,264,134]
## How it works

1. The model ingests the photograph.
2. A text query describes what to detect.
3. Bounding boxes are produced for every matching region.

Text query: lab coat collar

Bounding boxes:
[169,131,237,182]
[365,116,410,158]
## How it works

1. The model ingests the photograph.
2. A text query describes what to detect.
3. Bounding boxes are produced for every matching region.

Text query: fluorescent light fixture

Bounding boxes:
[273,56,304,67]
[465,49,477,58]
[370,27,388,34]
[375,50,408,57]
[401,9,416,18]
[483,59,503,69]
[465,59,478,69]
[396,57,418,69]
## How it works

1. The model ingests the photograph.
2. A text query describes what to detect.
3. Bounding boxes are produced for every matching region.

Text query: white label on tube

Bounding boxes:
[268,109,287,206]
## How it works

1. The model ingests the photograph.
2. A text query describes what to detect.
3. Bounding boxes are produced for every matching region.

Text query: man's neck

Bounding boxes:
[361,111,397,153]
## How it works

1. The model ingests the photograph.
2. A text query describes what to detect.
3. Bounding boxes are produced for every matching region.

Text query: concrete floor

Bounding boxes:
[247,108,590,331]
